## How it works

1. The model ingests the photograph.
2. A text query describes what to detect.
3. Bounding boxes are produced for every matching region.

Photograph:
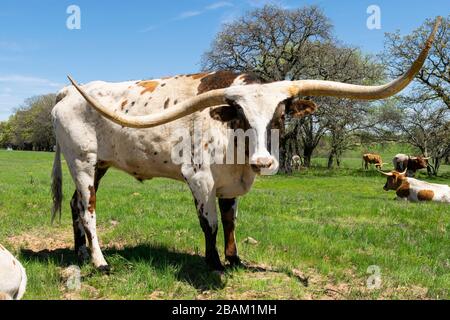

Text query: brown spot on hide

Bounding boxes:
[197,71,239,95]
[396,181,410,198]
[239,73,264,85]
[188,72,208,80]
[88,185,96,213]
[164,98,170,109]
[418,190,434,201]
[121,100,128,109]
[138,80,159,95]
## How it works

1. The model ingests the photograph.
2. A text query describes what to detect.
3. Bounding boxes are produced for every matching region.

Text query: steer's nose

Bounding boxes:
[253,157,274,168]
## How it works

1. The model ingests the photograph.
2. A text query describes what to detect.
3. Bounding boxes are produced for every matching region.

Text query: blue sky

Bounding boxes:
[0,0,447,120]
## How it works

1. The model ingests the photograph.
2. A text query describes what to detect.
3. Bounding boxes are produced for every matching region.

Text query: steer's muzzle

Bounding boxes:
[250,156,278,175]
[383,183,389,191]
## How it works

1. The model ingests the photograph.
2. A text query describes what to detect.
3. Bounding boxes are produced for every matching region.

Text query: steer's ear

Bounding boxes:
[286,99,317,118]
[209,105,238,122]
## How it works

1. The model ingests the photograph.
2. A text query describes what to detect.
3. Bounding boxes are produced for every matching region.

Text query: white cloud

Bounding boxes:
[206,1,234,10]
[0,41,22,52]
[141,1,235,32]
[0,75,63,88]
[177,10,203,20]
[0,74,64,121]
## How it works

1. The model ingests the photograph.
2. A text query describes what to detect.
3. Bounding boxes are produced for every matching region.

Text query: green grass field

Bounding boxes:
[0,149,449,300]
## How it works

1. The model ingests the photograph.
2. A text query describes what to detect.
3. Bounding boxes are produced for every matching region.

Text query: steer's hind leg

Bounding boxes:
[219,198,241,267]
[70,190,89,264]
[69,160,109,271]
[70,166,109,265]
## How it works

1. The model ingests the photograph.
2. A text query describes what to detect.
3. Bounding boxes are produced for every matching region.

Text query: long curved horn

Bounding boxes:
[378,170,393,176]
[284,17,441,100]
[67,76,226,128]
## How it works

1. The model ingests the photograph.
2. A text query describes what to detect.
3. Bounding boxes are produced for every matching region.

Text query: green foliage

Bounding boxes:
[0,94,56,151]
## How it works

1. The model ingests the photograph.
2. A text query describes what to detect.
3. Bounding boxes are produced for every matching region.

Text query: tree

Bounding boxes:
[202,5,332,81]
[0,94,56,151]
[292,41,383,168]
[383,16,449,109]
[381,100,450,175]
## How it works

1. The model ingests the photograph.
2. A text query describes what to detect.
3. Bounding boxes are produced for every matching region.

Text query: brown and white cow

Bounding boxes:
[51,19,440,271]
[0,244,27,300]
[392,153,430,176]
[362,153,385,170]
[380,170,450,203]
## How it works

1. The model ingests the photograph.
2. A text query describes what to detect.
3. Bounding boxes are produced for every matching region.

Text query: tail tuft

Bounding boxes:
[51,143,63,223]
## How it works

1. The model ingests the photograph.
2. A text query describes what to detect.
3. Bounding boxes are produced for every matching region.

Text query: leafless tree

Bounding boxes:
[381,100,450,175]
[383,16,449,109]
[202,5,332,81]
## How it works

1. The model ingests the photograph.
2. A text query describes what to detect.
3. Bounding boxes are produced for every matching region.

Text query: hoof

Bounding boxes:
[76,247,90,265]
[226,256,243,268]
[97,265,111,274]
[206,257,225,272]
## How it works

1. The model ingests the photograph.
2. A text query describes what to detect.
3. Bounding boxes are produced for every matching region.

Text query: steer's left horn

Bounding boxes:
[67,76,226,128]
[282,17,441,100]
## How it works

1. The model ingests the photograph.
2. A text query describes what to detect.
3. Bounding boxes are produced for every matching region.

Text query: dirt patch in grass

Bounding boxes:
[6,228,72,252]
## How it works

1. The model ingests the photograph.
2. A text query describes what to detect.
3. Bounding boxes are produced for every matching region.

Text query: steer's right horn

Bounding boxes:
[67,76,227,128]
[377,170,393,176]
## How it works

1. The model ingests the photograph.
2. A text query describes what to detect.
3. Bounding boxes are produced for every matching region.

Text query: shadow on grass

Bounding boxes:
[20,244,224,291]
[20,244,309,291]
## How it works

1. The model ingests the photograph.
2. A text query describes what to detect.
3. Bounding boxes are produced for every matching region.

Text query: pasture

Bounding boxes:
[0,149,449,300]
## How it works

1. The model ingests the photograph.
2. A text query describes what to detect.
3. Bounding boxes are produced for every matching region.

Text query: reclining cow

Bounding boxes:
[0,244,27,300]
[379,170,450,203]
[51,19,441,271]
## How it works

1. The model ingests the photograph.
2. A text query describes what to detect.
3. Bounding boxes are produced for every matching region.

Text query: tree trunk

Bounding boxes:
[303,146,314,167]
[327,152,334,169]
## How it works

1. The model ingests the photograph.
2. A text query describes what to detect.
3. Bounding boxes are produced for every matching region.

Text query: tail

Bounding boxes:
[51,143,63,223]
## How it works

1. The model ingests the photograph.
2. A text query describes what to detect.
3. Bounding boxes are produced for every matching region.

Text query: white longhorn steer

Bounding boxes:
[0,244,27,300]
[51,19,440,271]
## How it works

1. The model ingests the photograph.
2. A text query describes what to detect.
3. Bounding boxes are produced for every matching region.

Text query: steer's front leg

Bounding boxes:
[218,198,241,267]
[183,165,223,271]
